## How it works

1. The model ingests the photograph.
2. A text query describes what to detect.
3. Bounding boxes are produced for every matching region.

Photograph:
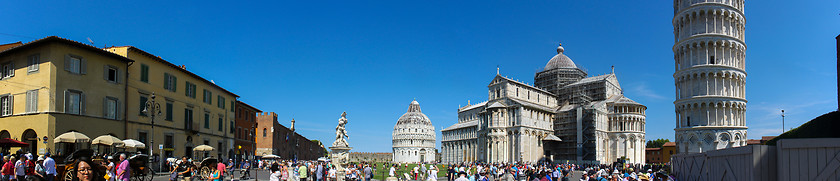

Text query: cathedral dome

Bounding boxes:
[544,44,579,71]
[392,100,436,163]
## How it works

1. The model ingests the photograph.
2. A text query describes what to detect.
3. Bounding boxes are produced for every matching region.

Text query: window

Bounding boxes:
[710,56,715,64]
[105,65,119,83]
[139,95,148,116]
[203,90,212,104]
[230,121,235,133]
[165,101,173,121]
[65,55,85,74]
[184,108,194,130]
[0,94,11,116]
[164,134,174,158]
[140,64,149,83]
[104,97,118,120]
[163,73,177,92]
[230,101,234,112]
[218,117,223,131]
[204,112,210,129]
[263,128,267,137]
[138,132,148,154]
[65,90,83,115]
[27,54,39,72]
[185,82,196,98]
[217,96,225,109]
[1,62,12,78]
[25,90,37,113]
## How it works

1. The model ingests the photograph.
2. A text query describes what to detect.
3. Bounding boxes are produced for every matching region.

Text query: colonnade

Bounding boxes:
[675,71,746,99]
[674,40,745,71]
[674,5,745,42]
[441,140,477,163]
[610,115,646,132]
[675,101,746,128]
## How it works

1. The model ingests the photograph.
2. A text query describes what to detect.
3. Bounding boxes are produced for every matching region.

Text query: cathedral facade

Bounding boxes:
[442,44,647,164]
[392,100,437,163]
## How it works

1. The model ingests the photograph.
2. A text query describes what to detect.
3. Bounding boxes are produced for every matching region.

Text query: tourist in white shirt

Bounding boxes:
[454,172,469,181]
[14,156,27,181]
[43,153,57,181]
[389,165,396,177]
[426,165,438,181]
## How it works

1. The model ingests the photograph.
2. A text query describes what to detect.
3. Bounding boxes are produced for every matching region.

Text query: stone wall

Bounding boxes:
[349,152,392,163]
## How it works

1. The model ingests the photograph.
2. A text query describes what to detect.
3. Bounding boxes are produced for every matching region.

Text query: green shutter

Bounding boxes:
[171,76,177,92]
[140,64,149,83]
[163,73,170,90]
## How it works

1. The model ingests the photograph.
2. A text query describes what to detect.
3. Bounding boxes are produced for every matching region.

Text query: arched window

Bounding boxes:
[263,128,267,137]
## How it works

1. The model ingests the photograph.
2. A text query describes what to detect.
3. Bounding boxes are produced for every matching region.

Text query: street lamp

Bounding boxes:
[781,109,785,134]
[142,93,162,173]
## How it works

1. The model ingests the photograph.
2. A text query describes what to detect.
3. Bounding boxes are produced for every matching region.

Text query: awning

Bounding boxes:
[543,134,562,142]
[54,131,90,143]
[91,135,124,146]
[121,139,146,149]
[0,138,29,147]
[261,154,280,159]
[193,145,214,151]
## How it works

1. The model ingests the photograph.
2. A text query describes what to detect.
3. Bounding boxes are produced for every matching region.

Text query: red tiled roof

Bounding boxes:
[645,148,661,151]
[761,136,776,141]
[0,36,133,63]
[662,142,676,147]
[0,42,22,52]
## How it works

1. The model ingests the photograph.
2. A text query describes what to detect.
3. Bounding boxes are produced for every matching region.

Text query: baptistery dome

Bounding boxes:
[392,100,436,163]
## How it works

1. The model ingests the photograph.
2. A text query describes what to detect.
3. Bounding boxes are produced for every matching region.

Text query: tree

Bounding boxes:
[646,138,670,148]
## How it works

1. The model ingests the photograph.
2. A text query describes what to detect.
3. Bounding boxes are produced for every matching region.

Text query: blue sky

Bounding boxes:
[2,1,838,152]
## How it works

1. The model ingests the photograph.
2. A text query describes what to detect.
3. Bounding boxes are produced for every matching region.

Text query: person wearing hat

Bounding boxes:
[104,156,116,181]
[34,156,46,179]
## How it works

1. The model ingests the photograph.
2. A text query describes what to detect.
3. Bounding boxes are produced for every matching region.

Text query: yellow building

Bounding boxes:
[0,36,133,156]
[0,36,239,162]
[104,46,238,160]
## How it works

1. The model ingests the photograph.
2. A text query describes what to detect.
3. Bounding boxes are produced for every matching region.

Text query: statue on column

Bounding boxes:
[330,112,353,181]
[334,112,349,147]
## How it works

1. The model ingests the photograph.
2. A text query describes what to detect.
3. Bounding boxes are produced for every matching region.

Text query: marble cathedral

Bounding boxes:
[441,44,647,164]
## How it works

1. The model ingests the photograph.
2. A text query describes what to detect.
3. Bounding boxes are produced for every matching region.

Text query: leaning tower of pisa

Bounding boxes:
[673,0,748,153]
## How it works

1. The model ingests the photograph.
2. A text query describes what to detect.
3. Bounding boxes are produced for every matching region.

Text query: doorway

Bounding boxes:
[22,129,37,153]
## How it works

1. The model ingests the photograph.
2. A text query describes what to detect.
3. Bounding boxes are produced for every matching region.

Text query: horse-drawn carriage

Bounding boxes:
[196,157,219,179]
[127,154,154,181]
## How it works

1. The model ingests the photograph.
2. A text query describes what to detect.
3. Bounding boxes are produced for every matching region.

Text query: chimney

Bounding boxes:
[179,65,186,70]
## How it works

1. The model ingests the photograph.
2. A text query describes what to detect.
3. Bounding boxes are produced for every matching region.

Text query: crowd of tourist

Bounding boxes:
[0,151,122,181]
[441,162,673,181]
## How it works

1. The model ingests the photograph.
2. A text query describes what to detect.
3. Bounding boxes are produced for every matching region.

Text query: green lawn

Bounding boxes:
[347,162,458,180]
